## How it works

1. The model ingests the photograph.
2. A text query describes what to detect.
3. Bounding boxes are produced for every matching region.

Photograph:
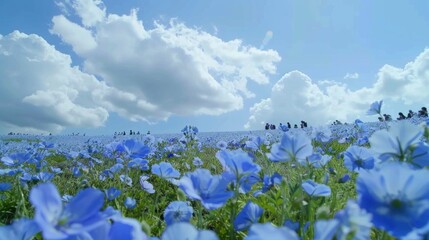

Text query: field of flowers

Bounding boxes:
[1,101,429,240]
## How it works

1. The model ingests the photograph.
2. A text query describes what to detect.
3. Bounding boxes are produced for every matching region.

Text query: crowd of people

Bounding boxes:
[265,121,308,131]
[379,107,428,122]
[114,130,150,136]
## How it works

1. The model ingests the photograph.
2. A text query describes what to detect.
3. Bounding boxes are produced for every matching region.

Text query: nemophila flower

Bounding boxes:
[367,100,383,115]
[338,174,351,183]
[106,216,148,240]
[254,172,282,196]
[267,132,313,163]
[216,141,227,150]
[312,126,332,143]
[124,197,136,209]
[72,167,81,177]
[245,136,264,152]
[30,182,106,239]
[109,163,124,174]
[1,152,32,167]
[50,167,63,174]
[164,201,193,226]
[0,168,20,176]
[334,200,373,240]
[0,182,12,191]
[301,180,331,197]
[216,149,261,179]
[151,162,180,183]
[216,149,261,193]
[116,139,151,159]
[314,219,340,240]
[178,168,233,210]
[343,145,375,172]
[356,163,429,237]
[34,172,54,182]
[234,201,263,231]
[105,187,121,201]
[161,222,218,240]
[410,142,429,168]
[283,220,299,232]
[140,175,155,194]
[120,174,133,187]
[128,158,149,170]
[193,157,203,167]
[0,218,40,240]
[307,153,331,168]
[245,223,299,240]
[369,121,423,162]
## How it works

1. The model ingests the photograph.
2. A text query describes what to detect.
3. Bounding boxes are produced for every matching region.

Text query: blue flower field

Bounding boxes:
[1,102,429,240]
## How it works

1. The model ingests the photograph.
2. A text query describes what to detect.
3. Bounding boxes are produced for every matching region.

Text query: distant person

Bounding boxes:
[265,123,270,130]
[287,122,291,128]
[383,114,392,121]
[418,107,428,117]
[147,131,151,135]
[407,110,414,119]
[397,112,406,120]
[378,117,384,122]
[270,124,276,130]
[294,124,298,128]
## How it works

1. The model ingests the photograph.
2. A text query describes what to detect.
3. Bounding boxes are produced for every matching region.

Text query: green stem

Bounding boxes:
[197,202,204,229]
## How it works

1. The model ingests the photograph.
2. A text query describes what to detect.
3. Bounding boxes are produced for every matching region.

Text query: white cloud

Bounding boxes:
[51,3,281,122]
[0,31,108,133]
[343,72,359,80]
[1,0,280,133]
[246,48,429,130]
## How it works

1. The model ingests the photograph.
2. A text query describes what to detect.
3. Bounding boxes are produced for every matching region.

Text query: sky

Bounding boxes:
[0,0,429,135]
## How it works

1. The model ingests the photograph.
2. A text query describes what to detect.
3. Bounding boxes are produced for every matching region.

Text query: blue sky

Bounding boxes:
[0,0,429,135]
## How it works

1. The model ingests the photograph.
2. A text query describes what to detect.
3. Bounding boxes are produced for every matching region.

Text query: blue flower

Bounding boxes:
[267,132,313,163]
[369,121,423,162]
[193,157,203,167]
[1,153,32,167]
[343,145,375,172]
[366,100,383,115]
[105,187,121,201]
[140,175,155,194]
[120,174,133,187]
[301,180,331,197]
[179,169,233,210]
[0,218,40,240]
[128,158,149,170]
[162,222,218,240]
[216,149,261,180]
[107,216,148,240]
[356,163,429,237]
[124,197,136,209]
[34,172,54,182]
[314,219,340,240]
[0,182,12,191]
[116,139,151,159]
[307,153,331,168]
[334,200,372,240]
[245,223,299,240]
[30,182,105,239]
[338,174,351,183]
[164,201,193,226]
[234,201,263,231]
[151,162,180,181]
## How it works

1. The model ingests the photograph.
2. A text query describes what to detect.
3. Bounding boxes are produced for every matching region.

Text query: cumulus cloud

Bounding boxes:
[343,72,359,80]
[0,0,281,133]
[0,31,108,133]
[51,1,281,121]
[246,48,429,129]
